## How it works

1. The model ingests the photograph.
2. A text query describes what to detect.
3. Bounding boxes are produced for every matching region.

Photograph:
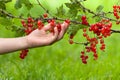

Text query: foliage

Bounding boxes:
[0,0,120,79]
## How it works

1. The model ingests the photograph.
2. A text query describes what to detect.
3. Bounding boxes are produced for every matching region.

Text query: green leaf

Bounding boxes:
[0,17,12,26]
[0,0,12,3]
[11,25,25,37]
[65,3,72,8]
[14,0,33,10]
[15,28,25,37]
[95,16,102,22]
[4,0,12,3]
[68,9,78,18]
[65,2,80,18]
[0,2,6,9]
[96,5,104,12]
[67,24,84,35]
[56,5,66,17]
[14,0,22,9]
[22,0,33,10]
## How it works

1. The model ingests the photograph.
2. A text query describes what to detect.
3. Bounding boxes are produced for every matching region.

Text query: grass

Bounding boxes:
[1,0,120,80]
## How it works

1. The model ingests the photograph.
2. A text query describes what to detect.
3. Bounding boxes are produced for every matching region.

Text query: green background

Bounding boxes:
[0,0,120,80]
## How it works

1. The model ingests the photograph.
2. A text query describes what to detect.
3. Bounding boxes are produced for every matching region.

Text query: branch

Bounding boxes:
[1,8,120,34]
[0,9,25,19]
[111,29,120,33]
[74,41,89,45]
[78,2,119,22]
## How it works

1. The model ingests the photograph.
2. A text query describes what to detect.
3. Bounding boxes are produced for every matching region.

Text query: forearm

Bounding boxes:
[0,37,28,54]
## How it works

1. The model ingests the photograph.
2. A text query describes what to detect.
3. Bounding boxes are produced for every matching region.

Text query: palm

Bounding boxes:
[26,22,68,48]
[27,29,56,47]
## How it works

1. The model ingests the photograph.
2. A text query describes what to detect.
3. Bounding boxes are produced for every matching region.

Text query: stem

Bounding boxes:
[74,41,89,45]
[36,0,50,15]
[78,2,120,22]
[0,9,25,19]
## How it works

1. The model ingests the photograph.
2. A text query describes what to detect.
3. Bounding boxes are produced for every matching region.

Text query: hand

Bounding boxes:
[26,22,69,48]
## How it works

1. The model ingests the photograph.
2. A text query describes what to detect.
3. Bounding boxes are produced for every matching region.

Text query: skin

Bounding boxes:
[0,22,69,54]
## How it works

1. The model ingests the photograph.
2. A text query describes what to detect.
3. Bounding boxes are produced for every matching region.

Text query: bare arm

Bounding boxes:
[0,37,28,54]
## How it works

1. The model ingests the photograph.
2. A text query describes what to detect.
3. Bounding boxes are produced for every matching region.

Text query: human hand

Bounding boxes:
[26,22,69,48]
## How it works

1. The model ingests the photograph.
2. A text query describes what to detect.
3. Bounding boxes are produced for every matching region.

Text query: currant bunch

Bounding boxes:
[83,19,112,64]
[82,28,98,64]
[89,19,112,38]
[68,17,112,64]
[20,17,36,59]
[113,5,120,19]
[81,15,89,25]
[20,49,29,59]
[113,5,120,24]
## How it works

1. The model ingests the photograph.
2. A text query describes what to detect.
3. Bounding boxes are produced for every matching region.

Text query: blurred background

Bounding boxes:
[0,0,120,80]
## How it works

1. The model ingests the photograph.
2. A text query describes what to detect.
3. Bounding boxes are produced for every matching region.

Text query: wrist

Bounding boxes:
[24,36,35,48]
[20,36,30,49]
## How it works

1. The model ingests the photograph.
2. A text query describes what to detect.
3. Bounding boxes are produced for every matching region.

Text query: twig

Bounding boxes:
[111,29,120,33]
[0,9,25,19]
[36,0,49,13]
[74,41,89,45]
[78,2,119,22]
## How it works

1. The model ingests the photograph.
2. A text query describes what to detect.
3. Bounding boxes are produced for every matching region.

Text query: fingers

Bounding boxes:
[47,27,58,45]
[52,27,59,41]
[57,22,69,40]
[42,21,69,43]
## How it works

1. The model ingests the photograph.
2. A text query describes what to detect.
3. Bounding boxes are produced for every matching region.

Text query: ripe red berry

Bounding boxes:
[81,51,85,55]
[81,15,86,20]
[70,34,74,39]
[20,54,25,59]
[50,19,55,27]
[47,19,52,23]
[37,20,44,30]
[43,13,48,18]
[65,19,70,24]
[37,20,42,26]
[83,28,87,32]
[56,23,61,33]
[69,39,74,44]
[21,20,25,24]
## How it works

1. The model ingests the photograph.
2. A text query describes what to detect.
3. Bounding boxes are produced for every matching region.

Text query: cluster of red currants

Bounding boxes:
[20,13,70,59]
[20,49,29,59]
[83,18,112,64]
[82,28,98,64]
[69,15,113,64]
[82,18,112,64]
[20,17,35,59]
[81,15,89,25]
[89,19,112,38]
[113,5,120,24]
[21,17,35,35]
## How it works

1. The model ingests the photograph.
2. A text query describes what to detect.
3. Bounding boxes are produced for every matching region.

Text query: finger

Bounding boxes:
[60,21,69,34]
[52,27,59,41]
[62,21,69,29]
[42,23,51,31]
[57,22,69,40]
